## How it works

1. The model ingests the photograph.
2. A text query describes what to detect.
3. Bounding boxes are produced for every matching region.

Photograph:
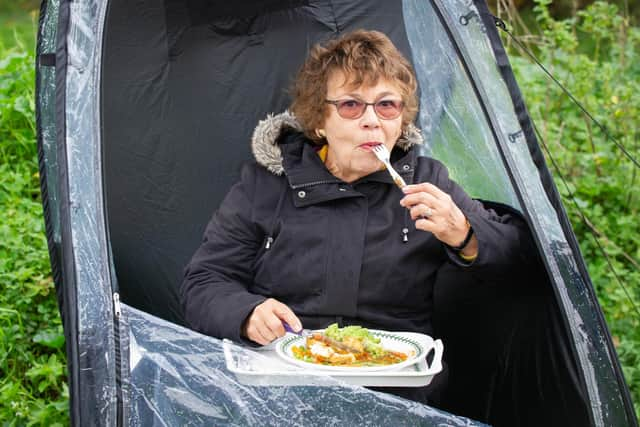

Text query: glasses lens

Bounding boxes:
[374,100,403,119]
[336,100,366,119]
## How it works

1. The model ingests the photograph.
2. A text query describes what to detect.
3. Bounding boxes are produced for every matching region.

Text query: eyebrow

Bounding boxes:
[340,91,399,99]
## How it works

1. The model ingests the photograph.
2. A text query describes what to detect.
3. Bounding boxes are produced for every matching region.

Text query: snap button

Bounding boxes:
[402,164,411,171]
[338,187,347,192]
[297,191,306,198]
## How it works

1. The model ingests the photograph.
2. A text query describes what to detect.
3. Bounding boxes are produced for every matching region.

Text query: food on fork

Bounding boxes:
[291,324,410,366]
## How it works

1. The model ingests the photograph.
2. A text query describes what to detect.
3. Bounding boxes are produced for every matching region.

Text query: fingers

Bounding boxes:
[400,191,440,210]
[408,204,433,220]
[274,303,302,332]
[400,182,468,245]
[243,298,301,345]
[402,183,449,199]
[251,321,277,345]
[414,216,443,234]
[400,186,442,223]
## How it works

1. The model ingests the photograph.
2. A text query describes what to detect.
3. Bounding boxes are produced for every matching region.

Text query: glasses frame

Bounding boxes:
[324,98,404,120]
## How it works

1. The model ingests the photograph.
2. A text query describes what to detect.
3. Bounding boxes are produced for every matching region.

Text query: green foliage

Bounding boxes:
[0,1,38,52]
[507,0,640,418]
[0,39,68,424]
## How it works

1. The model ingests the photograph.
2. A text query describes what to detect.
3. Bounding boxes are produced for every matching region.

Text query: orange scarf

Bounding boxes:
[317,144,328,162]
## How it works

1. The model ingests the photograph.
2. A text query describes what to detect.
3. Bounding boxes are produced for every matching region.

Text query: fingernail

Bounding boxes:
[402,186,410,193]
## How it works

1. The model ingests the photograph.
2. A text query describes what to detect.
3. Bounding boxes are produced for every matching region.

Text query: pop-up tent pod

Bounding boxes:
[35,0,638,425]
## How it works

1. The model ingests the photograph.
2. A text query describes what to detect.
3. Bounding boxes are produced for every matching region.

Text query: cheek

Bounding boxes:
[327,125,357,146]
[324,118,349,140]
[387,121,403,140]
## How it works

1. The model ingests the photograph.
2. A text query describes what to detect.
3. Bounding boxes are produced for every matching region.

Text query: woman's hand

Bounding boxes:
[400,183,478,256]
[242,298,302,345]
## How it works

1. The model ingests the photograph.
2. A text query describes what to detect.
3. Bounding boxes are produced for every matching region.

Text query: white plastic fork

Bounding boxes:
[372,144,407,189]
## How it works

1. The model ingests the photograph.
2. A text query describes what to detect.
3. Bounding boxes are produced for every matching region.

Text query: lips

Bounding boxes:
[359,142,382,151]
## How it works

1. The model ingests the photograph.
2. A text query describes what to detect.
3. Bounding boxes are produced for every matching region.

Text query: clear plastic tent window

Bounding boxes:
[406,1,623,420]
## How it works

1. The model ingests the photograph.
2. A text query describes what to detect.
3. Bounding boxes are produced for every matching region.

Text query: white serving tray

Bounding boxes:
[222,332,443,387]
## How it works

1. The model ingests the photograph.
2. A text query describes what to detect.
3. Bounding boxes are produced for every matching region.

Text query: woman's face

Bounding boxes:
[322,70,403,183]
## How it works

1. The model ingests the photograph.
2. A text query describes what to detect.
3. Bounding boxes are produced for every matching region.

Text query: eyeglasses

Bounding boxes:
[325,98,404,120]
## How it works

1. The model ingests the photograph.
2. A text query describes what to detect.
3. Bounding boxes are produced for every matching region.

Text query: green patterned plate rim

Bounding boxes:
[275,330,427,372]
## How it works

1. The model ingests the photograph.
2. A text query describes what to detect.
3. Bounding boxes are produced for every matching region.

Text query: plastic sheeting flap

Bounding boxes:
[123,305,486,426]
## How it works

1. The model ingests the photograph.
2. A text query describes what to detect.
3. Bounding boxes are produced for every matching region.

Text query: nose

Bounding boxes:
[359,104,381,129]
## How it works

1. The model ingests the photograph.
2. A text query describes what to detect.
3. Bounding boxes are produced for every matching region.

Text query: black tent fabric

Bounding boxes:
[102,0,418,325]
[35,0,638,425]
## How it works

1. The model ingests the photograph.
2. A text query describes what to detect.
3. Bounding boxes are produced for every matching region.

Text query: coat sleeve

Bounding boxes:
[427,159,539,282]
[181,164,268,342]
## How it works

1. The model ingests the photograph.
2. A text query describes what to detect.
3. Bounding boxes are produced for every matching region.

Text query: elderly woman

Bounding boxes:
[181,30,535,405]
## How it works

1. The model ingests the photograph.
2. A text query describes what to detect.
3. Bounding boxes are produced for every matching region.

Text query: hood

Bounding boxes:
[251,111,424,175]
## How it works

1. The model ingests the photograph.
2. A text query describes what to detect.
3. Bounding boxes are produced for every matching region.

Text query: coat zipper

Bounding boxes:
[290,179,341,189]
[265,236,274,249]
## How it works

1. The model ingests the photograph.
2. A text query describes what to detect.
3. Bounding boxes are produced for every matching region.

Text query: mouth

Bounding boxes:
[358,142,383,151]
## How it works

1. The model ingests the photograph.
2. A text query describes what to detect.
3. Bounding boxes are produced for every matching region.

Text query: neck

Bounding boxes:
[324,150,363,183]
[325,157,358,183]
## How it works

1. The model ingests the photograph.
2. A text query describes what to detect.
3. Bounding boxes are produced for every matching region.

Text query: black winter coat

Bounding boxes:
[181,112,536,345]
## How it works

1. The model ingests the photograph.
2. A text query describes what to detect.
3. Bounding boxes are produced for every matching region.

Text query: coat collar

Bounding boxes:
[251,111,424,176]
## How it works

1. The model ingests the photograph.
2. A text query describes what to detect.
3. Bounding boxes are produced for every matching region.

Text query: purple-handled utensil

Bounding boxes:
[282,322,311,336]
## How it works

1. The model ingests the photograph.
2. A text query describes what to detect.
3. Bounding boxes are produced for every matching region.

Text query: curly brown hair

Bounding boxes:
[291,30,418,143]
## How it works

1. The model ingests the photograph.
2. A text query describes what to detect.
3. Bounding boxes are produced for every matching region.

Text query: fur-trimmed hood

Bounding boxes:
[251,111,424,175]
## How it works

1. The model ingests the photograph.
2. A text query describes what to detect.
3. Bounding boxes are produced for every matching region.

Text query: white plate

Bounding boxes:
[275,330,427,372]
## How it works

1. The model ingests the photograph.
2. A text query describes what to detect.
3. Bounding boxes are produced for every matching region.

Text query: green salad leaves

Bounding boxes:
[323,323,384,357]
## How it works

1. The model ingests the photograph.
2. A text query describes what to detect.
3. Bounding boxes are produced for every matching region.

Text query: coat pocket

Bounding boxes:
[251,208,328,300]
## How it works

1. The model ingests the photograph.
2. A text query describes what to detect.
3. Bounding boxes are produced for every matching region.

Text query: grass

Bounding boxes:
[0,1,38,52]
[0,1,68,423]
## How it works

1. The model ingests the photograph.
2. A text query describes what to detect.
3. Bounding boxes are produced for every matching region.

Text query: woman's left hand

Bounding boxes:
[400,183,477,254]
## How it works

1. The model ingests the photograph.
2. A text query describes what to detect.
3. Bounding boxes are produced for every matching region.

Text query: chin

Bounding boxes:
[352,160,380,176]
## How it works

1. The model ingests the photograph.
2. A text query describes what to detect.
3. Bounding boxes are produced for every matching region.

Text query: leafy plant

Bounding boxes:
[0,1,38,52]
[0,38,68,424]
[505,0,640,418]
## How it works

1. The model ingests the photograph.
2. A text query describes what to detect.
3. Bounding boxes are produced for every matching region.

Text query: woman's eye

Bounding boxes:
[377,100,395,108]
[340,100,360,109]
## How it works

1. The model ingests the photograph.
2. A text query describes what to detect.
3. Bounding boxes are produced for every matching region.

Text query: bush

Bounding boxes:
[505,0,640,418]
[0,47,68,424]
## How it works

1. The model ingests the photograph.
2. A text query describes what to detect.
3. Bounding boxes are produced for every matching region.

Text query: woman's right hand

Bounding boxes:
[242,298,302,345]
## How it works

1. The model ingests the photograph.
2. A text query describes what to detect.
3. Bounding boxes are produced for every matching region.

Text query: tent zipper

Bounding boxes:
[113,292,123,427]
[113,292,121,316]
